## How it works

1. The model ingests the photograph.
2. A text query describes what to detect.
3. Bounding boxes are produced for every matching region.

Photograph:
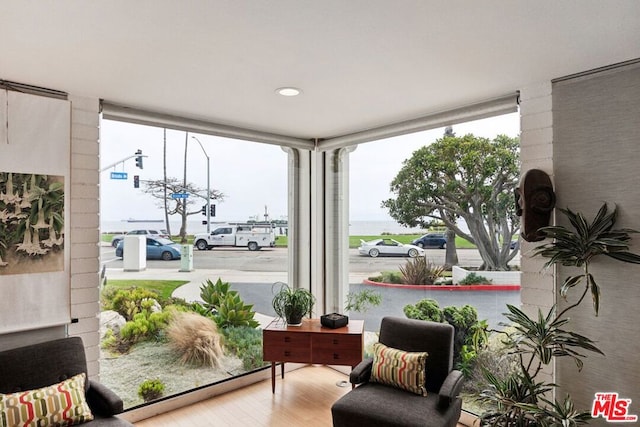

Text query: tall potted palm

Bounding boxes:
[478,203,640,426]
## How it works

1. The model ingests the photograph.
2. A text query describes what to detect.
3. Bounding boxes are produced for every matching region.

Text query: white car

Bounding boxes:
[358,238,425,258]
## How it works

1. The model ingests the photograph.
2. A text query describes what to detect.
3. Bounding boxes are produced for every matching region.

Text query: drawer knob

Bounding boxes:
[284,351,291,357]
[333,353,339,360]
[332,339,339,345]
[284,337,291,343]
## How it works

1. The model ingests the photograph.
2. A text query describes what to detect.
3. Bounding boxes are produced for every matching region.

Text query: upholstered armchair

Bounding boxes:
[331,317,464,427]
[0,336,133,426]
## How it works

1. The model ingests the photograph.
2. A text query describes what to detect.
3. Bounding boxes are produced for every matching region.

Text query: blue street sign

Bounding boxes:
[110,172,128,180]
[171,193,189,199]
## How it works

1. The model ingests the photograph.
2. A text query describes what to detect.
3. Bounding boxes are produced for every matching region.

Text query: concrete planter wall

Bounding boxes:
[452,266,521,286]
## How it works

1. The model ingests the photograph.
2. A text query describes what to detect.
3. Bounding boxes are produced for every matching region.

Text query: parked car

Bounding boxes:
[115,237,181,260]
[411,233,447,249]
[358,238,425,258]
[110,229,170,247]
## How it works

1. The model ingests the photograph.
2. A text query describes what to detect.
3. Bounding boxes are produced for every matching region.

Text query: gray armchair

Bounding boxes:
[0,336,132,426]
[331,317,464,427]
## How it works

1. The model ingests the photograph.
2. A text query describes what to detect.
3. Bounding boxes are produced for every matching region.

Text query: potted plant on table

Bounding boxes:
[477,203,640,426]
[272,282,315,326]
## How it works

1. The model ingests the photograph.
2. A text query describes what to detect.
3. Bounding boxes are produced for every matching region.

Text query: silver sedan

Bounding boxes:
[357,238,425,258]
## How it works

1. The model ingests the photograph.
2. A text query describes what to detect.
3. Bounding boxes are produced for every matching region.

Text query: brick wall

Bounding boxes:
[67,96,102,379]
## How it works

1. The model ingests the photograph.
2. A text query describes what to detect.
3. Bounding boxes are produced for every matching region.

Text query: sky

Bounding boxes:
[100,113,520,228]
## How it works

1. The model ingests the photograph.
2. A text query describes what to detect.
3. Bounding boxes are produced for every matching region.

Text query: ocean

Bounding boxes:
[100,219,427,236]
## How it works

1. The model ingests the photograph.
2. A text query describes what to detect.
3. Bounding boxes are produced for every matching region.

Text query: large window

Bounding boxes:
[346,113,521,415]
[99,119,288,409]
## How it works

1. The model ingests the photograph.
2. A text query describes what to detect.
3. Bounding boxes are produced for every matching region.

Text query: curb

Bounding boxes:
[362,279,521,291]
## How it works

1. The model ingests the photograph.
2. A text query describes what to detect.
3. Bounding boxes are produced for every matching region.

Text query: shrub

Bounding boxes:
[103,287,161,321]
[403,298,487,375]
[198,278,260,329]
[399,257,445,285]
[459,272,491,285]
[222,326,266,371]
[166,311,224,367]
[120,309,172,344]
[368,271,403,284]
[442,305,488,362]
[403,298,444,322]
[138,379,165,402]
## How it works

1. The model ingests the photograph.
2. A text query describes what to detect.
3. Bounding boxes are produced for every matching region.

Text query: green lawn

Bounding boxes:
[104,279,188,299]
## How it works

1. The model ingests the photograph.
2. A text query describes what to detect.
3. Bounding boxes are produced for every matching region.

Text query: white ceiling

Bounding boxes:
[2,1,640,140]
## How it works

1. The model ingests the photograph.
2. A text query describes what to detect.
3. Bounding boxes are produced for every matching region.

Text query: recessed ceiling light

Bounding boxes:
[276,87,302,97]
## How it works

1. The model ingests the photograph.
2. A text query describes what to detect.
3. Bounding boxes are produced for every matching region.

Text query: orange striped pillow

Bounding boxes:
[370,342,428,396]
[0,372,93,426]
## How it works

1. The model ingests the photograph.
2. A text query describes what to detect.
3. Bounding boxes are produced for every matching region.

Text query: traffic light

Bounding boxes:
[210,204,216,217]
[201,204,207,216]
[133,175,139,188]
[135,149,143,169]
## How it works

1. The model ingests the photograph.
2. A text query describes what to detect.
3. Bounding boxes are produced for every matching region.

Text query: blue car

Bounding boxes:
[115,237,181,261]
[411,233,447,249]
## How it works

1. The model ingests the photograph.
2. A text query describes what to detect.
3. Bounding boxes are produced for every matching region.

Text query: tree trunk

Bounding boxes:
[444,228,458,268]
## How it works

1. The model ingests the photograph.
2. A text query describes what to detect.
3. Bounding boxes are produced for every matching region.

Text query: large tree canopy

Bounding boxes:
[382,133,520,270]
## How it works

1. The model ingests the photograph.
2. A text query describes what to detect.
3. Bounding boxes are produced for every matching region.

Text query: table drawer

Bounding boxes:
[312,334,362,365]
[263,331,311,362]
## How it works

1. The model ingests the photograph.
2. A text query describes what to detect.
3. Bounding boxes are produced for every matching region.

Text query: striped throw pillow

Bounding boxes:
[370,342,428,396]
[0,372,94,427]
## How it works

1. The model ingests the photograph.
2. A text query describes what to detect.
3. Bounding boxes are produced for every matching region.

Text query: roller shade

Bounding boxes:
[102,92,518,152]
[318,93,519,151]
[101,101,315,151]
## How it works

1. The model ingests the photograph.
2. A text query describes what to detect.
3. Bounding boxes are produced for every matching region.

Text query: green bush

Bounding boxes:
[368,271,403,284]
[403,299,487,375]
[138,379,165,402]
[103,287,161,321]
[120,309,173,344]
[222,326,266,371]
[459,272,491,285]
[403,298,444,322]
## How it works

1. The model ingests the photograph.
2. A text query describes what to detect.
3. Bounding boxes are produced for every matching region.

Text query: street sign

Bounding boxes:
[171,193,189,199]
[110,172,128,180]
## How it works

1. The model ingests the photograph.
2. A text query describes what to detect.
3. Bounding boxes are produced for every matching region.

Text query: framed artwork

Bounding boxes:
[0,172,65,275]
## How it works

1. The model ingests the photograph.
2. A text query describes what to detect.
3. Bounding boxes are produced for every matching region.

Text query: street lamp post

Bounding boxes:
[191,136,211,234]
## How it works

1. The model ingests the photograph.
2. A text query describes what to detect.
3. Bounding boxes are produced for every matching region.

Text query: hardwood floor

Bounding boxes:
[133,365,468,427]
[134,365,351,427]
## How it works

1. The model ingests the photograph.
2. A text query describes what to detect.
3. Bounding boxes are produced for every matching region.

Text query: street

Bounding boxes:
[100,245,494,273]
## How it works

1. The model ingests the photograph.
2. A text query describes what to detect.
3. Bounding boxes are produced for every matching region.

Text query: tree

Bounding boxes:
[143,178,224,243]
[382,133,520,270]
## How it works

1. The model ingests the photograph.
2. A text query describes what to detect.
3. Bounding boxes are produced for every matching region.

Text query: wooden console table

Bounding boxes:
[262,318,364,393]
